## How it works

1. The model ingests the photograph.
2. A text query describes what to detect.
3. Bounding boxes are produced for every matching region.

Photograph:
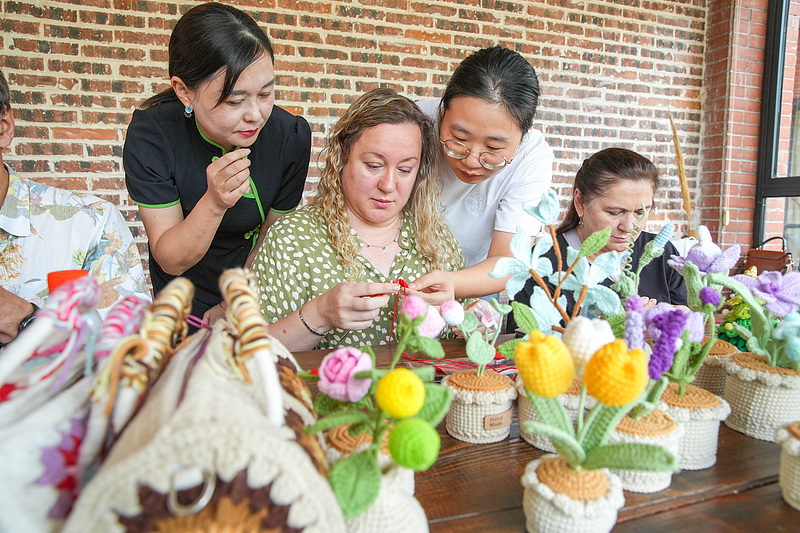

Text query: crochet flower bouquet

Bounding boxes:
[302,295,451,518]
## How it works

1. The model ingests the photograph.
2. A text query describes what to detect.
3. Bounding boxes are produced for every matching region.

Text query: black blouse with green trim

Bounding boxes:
[123,99,311,317]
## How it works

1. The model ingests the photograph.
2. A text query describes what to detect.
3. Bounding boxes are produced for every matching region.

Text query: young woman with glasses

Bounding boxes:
[410,46,554,303]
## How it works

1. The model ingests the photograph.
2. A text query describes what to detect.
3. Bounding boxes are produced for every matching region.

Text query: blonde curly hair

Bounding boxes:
[312,88,462,280]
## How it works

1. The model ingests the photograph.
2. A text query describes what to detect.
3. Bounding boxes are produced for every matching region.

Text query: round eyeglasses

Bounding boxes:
[440,139,513,171]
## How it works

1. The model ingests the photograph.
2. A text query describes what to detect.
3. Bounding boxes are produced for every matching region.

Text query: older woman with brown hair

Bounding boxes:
[252,88,463,351]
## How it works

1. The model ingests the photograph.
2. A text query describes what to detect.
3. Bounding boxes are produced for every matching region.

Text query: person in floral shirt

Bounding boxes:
[0,69,150,346]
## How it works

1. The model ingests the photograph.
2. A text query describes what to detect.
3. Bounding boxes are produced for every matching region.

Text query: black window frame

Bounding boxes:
[754,0,797,241]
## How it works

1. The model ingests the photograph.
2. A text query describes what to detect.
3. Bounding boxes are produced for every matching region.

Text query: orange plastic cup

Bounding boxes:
[48,269,89,292]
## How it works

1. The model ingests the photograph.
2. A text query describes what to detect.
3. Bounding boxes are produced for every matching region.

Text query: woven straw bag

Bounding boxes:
[0,278,150,533]
[64,269,346,533]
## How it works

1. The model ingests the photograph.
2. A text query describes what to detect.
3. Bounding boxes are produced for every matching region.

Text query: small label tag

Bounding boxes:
[484,408,513,431]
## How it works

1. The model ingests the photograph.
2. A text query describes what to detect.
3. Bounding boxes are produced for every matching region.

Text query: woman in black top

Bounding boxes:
[124,3,311,321]
[514,147,686,321]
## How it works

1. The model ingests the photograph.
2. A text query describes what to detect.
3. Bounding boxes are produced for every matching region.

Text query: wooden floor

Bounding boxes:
[293,338,797,532]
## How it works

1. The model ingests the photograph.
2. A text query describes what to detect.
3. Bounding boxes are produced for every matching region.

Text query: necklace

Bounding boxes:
[361,218,403,250]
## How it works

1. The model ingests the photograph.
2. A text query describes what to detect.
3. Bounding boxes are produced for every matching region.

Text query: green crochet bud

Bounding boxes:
[388,417,440,472]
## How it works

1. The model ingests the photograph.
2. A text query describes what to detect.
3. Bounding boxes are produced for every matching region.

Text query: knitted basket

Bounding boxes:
[607,409,683,493]
[659,383,730,470]
[516,377,596,453]
[442,369,517,444]
[521,455,624,533]
[692,338,738,397]
[63,269,346,533]
[722,352,800,441]
[776,421,800,512]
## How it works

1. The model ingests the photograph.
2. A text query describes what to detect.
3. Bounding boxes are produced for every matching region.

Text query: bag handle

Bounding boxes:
[753,235,786,250]
[220,268,284,426]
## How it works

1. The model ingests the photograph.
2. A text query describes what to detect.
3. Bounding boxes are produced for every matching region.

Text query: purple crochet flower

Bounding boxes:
[37,417,87,519]
[648,309,688,380]
[624,296,645,349]
[700,286,721,308]
[731,271,800,318]
[668,226,741,276]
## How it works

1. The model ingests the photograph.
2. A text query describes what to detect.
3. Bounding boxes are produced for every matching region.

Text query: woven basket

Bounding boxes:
[659,383,730,470]
[692,338,738,397]
[607,409,683,493]
[521,455,624,533]
[64,269,346,533]
[722,352,800,441]
[516,377,596,453]
[442,369,516,444]
[776,421,800,512]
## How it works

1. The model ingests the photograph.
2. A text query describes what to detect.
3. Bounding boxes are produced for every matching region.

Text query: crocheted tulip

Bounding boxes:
[472,299,500,330]
[318,347,373,402]
[400,295,445,338]
[388,417,441,471]
[514,330,575,398]
[560,316,615,373]
[440,299,465,327]
[584,339,648,407]
[375,368,425,419]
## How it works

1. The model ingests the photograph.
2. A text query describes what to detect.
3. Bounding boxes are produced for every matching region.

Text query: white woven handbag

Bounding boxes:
[64,269,346,533]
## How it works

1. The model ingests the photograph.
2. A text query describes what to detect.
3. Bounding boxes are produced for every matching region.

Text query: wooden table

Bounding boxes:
[293,338,796,532]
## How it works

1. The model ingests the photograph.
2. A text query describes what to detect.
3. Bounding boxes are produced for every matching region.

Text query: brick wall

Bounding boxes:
[1,0,763,286]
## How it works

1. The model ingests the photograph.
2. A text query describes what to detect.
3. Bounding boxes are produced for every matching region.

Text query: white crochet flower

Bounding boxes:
[561,316,615,372]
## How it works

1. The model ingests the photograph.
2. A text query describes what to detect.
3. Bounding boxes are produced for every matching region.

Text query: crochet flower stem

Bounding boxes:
[528,267,571,324]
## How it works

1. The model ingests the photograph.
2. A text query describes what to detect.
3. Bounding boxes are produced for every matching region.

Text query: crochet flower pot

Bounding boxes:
[516,376,596,453]
[659,383,730,470]
[521,455,625,533]
[722,352,800,441]
[692,337,738,397]
[776,421,800,512]
[441,369,517,444]
[607,409,684,493]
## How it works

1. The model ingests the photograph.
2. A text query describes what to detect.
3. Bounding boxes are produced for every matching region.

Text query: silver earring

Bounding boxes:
[184,105,193,118]
[578,216,584,227]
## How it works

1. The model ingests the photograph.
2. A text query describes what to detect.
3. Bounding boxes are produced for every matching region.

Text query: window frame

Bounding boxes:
[754,0,796,241]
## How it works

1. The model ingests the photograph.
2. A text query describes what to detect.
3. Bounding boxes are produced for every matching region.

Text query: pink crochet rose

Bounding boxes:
[401,295,446,338]
[318,347,373,402]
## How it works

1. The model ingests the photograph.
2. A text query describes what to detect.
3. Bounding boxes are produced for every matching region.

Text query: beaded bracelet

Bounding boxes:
[298,304,325,336]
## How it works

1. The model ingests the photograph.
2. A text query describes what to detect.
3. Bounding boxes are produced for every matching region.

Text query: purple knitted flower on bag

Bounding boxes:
[731,270,800,318]
[648,309,688,380]
[624,296,645,350]
[668,226,741,276]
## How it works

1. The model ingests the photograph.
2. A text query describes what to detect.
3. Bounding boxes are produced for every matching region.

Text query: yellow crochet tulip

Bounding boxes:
[583,339,648,407]
[375,368,425,419]
[514,330,575,398]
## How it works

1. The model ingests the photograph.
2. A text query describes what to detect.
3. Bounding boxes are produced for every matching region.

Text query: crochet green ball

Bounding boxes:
[388,417,440,472]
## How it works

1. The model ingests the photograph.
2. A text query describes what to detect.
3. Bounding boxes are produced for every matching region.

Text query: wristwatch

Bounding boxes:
[18,303,39,333]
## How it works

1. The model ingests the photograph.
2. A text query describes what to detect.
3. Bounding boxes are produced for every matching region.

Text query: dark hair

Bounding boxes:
[439,45,539,134]
[0,69,9,116]
[558,147,660,233]
[142,3,274,109]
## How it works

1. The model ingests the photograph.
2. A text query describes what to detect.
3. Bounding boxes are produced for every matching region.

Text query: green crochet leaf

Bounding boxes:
[522,420,586,468]
[605,311,626,338]
[681,261,703,310]
[466,333,497,366]
[409,365,435,382]
[578,227,612,259]
[583,443,678,472]
[578,403,632,452]
[314,393,372,417]
[304,410,371,435]
[413,336,445,359]
[329,451,382,518]
[511,301,538,334]
[460,311,479,335]
[497,337,524,358]
[528,393,574,437]
[416,383,452,427]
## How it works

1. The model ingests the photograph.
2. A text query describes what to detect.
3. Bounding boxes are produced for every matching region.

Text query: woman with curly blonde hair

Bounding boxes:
[252,88,463,351]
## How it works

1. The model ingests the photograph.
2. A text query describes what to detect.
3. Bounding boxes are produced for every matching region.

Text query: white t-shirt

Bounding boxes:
[417,97,554,267]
